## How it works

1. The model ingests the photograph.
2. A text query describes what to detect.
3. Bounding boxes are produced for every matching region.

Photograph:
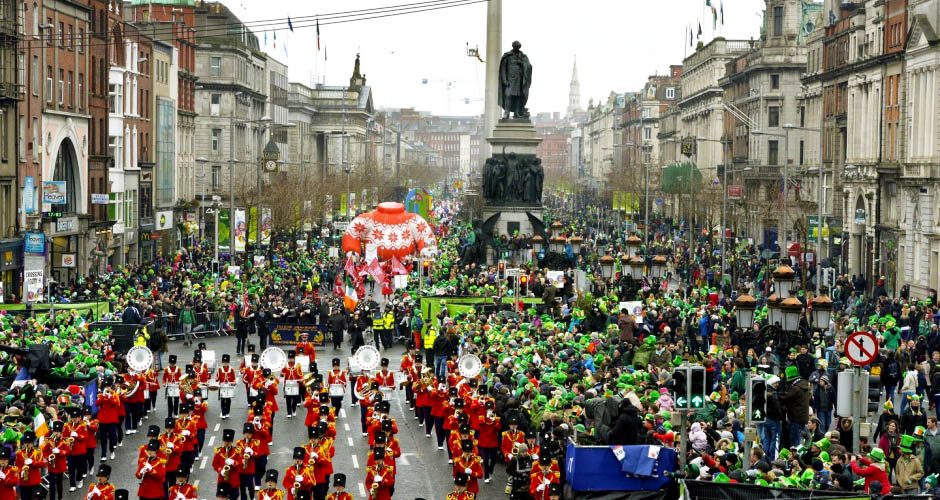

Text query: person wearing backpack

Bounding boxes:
[410,313,425,350]
[884,351,902,404]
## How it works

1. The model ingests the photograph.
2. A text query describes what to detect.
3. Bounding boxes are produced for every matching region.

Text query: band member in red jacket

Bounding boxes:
[213,429,242,500]
[0,447,18,500]
[81,408,99,478]
[86,465,115,500]
[325,474,352,500]
[281,351,304,418]
[501,417,526,462]
[452,441,483,495]
[162,354,182,417]
[63,407,89,490]
[476,401,501,483]
[136,440,166,500]
[43,420,71,500]
[97,379,122,461]
[529,455,561,500]
[216,353,238,419]
[168,468,198,500]
[326,358,347,416]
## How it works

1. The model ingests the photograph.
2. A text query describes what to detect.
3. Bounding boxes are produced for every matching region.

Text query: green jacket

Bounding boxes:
[180,308,195,325]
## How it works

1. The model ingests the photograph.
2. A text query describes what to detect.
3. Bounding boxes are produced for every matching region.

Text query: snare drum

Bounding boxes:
[220,385,236,399]
[249,388,259,398]
[328,383,346,397]
[166,384,180,398]
[143,389,150,399]
[285,380,300,396]
[199,385,209,399]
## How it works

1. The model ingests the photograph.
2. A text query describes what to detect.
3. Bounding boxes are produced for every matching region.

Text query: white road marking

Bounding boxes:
[207,436,216,447]
[192,480,200,489]
[199,456,208,469]
[351,454,359,469]
[343,423,350,432]
[400,453,411,466]
[339,409,346,419]
[347,437,354,447]
[358,483,366,498]
[213,423,220,432]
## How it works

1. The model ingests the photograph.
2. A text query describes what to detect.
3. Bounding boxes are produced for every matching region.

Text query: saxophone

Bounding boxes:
[241,450,251,469]
[20,465,29,481]
[221,465,231,481]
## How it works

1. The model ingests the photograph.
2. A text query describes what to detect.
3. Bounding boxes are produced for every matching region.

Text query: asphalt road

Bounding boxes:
[62,334,509,500]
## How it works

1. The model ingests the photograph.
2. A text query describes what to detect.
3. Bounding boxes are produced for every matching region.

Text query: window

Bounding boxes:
[108,83,122,114]
[770,74,780,90]
[18,115,24,160]
[57,68,64,104]
[45,65,51,102]
[665,87,675,99]
[211,128,221,152]
[210,56,221,77]
[773,6,784,37]
[768,140,779,166]
[31,117,38,162]
[799,105,805,127]
[31,55,38,95]
[643,128,652,140]
[58,22,63,47]
[78,28,84,53]
[109,134,122,170]
[17,53,24,90]
[31,3,37,35]
[210,93,221,116]
[768,106,780,127]
[0,111,6,160]
[211,166,221,189]
[77,73,83,110]
[46,17,52,45]
[67,71,72,107]
[67,24,72,49]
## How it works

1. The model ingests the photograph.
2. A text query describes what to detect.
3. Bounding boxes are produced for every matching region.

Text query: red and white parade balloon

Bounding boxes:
[341,202,437,260]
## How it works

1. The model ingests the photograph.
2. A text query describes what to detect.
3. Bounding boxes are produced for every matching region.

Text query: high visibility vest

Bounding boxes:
[383,312,394,329]
[423,327,438,348]
[373,315,385,330]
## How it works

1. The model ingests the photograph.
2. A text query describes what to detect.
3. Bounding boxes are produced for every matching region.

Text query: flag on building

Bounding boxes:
[33,408,49,438]
[712,6,718,29]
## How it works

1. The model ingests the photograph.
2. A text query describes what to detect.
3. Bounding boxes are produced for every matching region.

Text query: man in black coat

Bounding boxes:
[328,308,348,351]
[608,400,642,446]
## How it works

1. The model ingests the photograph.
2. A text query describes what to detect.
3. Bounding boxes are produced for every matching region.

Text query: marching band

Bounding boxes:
[2,334,566,500]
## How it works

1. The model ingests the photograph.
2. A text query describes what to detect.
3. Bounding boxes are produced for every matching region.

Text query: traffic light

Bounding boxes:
[689,366,707,409]
[519,275,528,295]
[748,377,767,423]
[672,367,689,410]
[422,260,430,278]
[867,374,882,414]
[498,261,506,279]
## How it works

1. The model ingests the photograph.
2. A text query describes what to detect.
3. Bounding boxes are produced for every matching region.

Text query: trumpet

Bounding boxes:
[292,481,301,495]
[242,452,251,469]
[252,416,262,429]
[66,437,75,447]
[370,481,380,494]
[302,373,318,388]
[221,465,231,481]
[20,465,29,481]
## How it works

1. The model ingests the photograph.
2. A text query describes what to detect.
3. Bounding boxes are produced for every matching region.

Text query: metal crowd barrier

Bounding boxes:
[156,311,232,341]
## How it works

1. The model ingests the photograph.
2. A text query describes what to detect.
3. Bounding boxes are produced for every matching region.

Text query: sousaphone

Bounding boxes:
[259,347,287,372]
[126,346,154,373]
[457,354,482,378]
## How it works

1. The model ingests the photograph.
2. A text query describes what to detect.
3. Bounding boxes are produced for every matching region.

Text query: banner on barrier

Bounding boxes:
[270,323,326,346]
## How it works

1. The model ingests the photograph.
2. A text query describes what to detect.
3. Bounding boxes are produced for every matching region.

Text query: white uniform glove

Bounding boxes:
[537,484,546,492]
[52,448,60,454]
[70,432,79,438]
[0,471,6,480]
[310,452,318,459]
[182,430,190,436]
[24,459,32,465]
[374,475,383,483]
[225,458,235,466]
[532,454,539,460]
[464,468,472,475]
[543,479,551,486]
[166,442,174,449]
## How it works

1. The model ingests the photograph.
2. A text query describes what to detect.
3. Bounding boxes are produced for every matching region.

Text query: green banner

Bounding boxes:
[0,301,111,320]
[248,207,258,245]
[417,296,543,335]
[218,209,231,252]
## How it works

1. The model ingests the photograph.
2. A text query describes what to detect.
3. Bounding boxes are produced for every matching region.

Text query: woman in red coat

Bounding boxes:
[475,404,501,483]
[96,384,121,461]
[850,449,892,495]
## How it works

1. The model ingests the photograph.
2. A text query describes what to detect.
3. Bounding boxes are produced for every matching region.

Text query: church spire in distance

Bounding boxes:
[567,56,581,118]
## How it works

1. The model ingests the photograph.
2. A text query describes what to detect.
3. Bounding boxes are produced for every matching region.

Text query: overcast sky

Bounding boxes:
[232,0,769,116]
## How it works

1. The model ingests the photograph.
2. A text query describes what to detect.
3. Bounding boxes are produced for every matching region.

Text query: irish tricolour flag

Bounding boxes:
[33,407,49,438]
[343,273,359,311]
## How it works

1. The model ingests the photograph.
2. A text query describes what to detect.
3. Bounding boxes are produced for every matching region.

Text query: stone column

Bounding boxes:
[483,0,502,160]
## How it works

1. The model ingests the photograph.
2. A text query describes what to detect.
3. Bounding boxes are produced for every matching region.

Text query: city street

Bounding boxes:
[61,335,508,500]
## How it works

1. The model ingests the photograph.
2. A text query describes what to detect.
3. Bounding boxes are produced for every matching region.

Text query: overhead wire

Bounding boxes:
[16,0,486,50]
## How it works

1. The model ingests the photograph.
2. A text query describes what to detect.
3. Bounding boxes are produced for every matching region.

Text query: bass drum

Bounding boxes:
[259,347,287,372]
[126,346,154,372]
[354,345,381,372]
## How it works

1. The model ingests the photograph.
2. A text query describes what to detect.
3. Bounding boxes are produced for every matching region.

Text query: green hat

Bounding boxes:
[900,434,916,453]
[778,448,791,460]
[914,426,927,440]
[785,365,799,381]
[729,391,739,402]
[672,355,683,367]
[813,437,830,451]
[712,473,730,484]
[926,474,939,488]
[799,469,814,485]
[868,448,886,462]
[819,451,830,463]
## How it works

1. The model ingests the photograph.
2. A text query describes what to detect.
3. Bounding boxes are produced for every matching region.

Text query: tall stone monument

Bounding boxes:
[478,41,546,258]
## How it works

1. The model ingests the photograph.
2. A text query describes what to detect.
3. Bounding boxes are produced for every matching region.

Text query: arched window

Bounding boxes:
[53,139,78,214]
